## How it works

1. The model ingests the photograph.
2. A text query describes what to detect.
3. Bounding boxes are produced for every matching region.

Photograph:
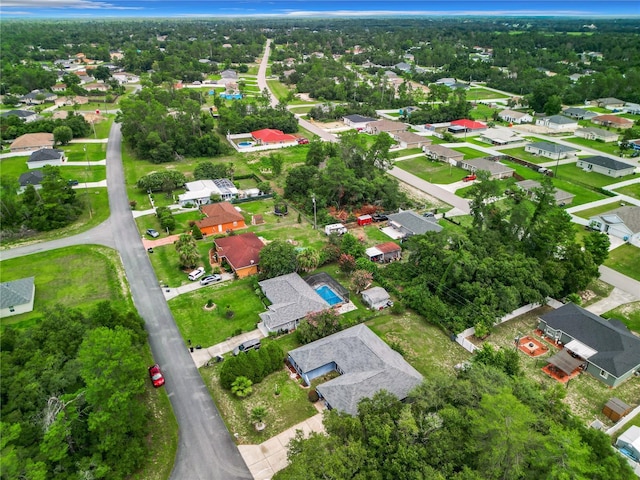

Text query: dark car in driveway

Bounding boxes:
[148,364,165,387]
[371,213,388,222]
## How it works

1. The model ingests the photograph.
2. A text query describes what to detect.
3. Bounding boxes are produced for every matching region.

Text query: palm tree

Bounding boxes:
[296,248,320,273]
[251,406,267,430]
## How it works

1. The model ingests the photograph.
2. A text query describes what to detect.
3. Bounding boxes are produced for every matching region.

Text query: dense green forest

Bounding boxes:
[0,303,151,480]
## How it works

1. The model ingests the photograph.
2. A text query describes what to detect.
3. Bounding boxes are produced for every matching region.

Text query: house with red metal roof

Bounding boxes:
[592,115,634,129]
[365,242,402,263]
[448,119,487,133]
[195,201,246,236]
[213,232,264,278]
[251,128,297,145]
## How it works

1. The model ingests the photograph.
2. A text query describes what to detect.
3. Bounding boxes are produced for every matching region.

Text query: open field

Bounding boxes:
[604,244,640,281]
[450,146,488,159]
[564,137,623,156]
[466,88,510,101]
[554,163,634,188]
[62,142,107,160]
[603,302,640,333]
[612,183,640,200]
[573,202,624,219]
[469,103,495,120]
[0,155,105,182]
[501,146,559,164]
[395,156,470,184]
[0,245,130,328]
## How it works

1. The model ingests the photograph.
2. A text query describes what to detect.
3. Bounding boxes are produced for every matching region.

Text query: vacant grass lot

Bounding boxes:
[554,163,632,188]
[501,146,558,164]
[0,245,130,328]
[564,137,622,156]
[169,277,264,346]
[613,183,640,200]
[479,308,640,427]
[469,103,495,120]
[450,146,488,159]
[266,79,293,102]
[395,156,470,184]
[0,155,106,182]
[604,244,640,281]
[572,202,623,219]
[62,142,107,161]
[466,88,509,100]
[603,302,640,333]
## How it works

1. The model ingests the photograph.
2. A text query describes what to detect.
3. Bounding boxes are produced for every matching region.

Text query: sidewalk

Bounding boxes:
[238,413,325,480]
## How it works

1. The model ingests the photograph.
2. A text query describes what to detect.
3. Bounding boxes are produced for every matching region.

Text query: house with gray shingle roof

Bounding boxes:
[258,273,330,333]
[387,210,442,238]
[515,179,574,205]
[1,110,37,123]
[18,170,44,193]
[27,148,65,169]
[577,156,635,178]
[288,324,423,415]
[588,206,640,246]
[525,142,578,160]
[538,303,640,387]
[563,107,598,120]
[535,115,579,131]
[0,277,35,318]
[343,114,377,129]
[574,127,618,143]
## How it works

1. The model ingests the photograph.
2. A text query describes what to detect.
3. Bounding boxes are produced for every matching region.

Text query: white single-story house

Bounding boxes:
[0,277,35,318]
[576,156,635,178]
[479,129,524,145]
[617,426,640,462]
[287,324,423,415]
[589,206,640,246]
[27,149,65,169]
[625,103,640,115]
[18,170,44,193]
[423,144,464,163]
[459,157,514,179]
[361,287,391,310]
[498,109,532,124]
[596,97,625,109]
[563,107,598,120]
[1,110,37,123]
[574,127,619,143]
[535,115,579,131]
[538,303,640,388]
[177,178,238,206]
[525,142,578,161]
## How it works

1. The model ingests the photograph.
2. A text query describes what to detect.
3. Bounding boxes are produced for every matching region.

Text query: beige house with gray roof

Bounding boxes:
[0,277,35,318]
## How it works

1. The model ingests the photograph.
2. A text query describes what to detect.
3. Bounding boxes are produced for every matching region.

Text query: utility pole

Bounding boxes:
[312,194,317,230]
[84,144,92,219]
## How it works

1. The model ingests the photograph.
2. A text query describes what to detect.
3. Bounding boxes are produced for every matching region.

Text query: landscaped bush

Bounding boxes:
[308,389,319,403]
[219,342,284,389]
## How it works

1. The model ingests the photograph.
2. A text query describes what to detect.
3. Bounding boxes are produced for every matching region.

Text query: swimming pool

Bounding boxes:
[316,285,342,306]
[238,141,253,148]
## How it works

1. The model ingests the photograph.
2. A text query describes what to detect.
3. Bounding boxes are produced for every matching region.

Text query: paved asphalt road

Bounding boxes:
[105,124,252,480]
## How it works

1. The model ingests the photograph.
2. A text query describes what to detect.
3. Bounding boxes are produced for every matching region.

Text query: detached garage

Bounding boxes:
[361,287,391,310]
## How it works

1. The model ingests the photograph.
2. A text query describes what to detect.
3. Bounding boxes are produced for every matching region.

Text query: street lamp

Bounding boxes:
[311,194,317,230]
[84,144,92,219]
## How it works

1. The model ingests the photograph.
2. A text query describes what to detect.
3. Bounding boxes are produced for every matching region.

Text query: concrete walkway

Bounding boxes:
[237,413,325,480]
[72,180,107,189]
[161,271,236,301]
[189,329,267,367]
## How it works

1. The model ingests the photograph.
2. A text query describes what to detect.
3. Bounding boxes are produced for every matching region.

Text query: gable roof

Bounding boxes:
[289,324,423,415]
[594,206,640,234]
[576,127,618,138]
[18,170,44,187]
[258,272,329,331]
[387,210,443,235]
[462,157,514,176]
[214,233,264,271]
[425,144,463,159]
[451,118,487,130]
[394,131,430,144]
[362,286,390,303]
[367,119,407,133]
[344,114,376,124]
[28,148,63,163]
[0,277,35,309]
[499,109,530,119]
[540,303,640,377]
[197,202,244,228]
[581,155,635,171]
[527,142,578,154]
[543,115,578,125]
[376,242,401,254]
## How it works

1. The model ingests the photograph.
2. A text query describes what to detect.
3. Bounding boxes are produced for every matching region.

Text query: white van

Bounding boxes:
[188,267,205,281]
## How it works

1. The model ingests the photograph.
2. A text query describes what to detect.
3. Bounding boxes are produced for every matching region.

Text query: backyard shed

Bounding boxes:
[357,215,373,226]
[603,397,632,422]
[361,287,391,310]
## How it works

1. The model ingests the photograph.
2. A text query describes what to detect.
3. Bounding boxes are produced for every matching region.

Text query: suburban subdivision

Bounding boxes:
[1,13,639,480]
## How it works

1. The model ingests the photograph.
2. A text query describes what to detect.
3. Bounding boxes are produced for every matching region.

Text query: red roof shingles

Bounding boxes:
[251,128,297,144]
[376,242,401,254]
[214,233,264,270]
[196,202,244,229]
[451,119,487,130]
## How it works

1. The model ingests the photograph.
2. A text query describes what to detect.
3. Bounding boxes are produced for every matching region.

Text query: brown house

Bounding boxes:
[365,242,402,263]
[195,202,246,236]
[10,133,55,152]
[213,232,264,278]
[592,115,633,129]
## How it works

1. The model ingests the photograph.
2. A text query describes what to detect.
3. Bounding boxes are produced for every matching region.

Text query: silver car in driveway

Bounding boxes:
[200,274,222,286]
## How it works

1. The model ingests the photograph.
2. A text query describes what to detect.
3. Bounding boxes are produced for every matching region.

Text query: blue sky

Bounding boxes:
[1,0,638,18]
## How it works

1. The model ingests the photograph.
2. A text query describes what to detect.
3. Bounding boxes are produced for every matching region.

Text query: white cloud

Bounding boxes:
[2,0,141,9]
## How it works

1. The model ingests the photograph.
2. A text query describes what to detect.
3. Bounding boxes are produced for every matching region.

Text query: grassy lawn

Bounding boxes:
[391,147,423,159]
[572,202,622,219]
[466,88,509,101]
[479,308,640,427]
[0,187,110,248]
[501,146,557,164]
[554,163,632,188]
[613,183,640,200]
[0,245,131,329]
[135,210,202,238]
[91,115,115,139]
[450,146,488,159]
[395,156,470,184]
[465,137,492,148]
[169,277,264,346]
[62,142,107,161]
[604,244,640,281]
[201,362,318,445]
[0,156,30,178]
[563,137,622,156]
[469,103,496,121]
[61,164,106,182]
[266,80,292,102]
[603,302,640,334]
[147,240,209,287]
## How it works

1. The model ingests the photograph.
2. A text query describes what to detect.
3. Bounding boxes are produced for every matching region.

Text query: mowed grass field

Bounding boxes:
[0,245,131,328]
[604,244,640,281]
[395,156,470,184]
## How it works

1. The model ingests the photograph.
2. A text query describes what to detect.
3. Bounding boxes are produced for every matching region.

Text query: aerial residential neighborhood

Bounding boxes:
[1,9,639,480]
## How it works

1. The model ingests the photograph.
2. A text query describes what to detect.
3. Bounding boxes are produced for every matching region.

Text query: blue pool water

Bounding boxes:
[316,285,342,306]
[238,141,253,147]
